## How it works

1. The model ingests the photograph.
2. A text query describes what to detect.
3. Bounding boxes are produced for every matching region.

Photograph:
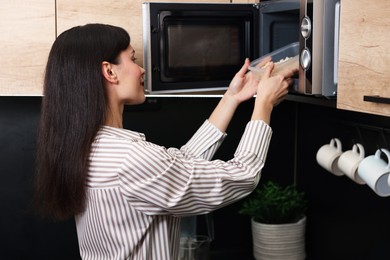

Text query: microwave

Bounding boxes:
[142,1,300,94]
[298,0,340,97]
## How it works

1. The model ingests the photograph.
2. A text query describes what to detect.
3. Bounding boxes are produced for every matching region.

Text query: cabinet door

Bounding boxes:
[57,0,145,66]
[0,0,55,95]
[337,0,390,117]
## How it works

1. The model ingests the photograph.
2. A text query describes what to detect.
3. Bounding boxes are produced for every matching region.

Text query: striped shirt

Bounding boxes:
[75,119,272,259]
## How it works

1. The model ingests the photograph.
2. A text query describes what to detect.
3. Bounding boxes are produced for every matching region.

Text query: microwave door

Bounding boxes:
[259,0,300,56]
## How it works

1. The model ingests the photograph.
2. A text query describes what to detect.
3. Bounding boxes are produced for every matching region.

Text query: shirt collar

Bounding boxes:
[98,125,146,141]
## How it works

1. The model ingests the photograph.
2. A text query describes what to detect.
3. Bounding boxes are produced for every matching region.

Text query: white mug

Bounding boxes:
[316,138,343,176]
[337,143,365,184]
[357,149,390,197]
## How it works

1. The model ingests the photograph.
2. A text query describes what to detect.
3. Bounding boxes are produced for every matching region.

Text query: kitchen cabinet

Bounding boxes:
[337,0,390,117]
[57,0,141,63]
[0,0,55,95]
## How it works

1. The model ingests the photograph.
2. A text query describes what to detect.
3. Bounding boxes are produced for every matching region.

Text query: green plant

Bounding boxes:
[239,180,307,224]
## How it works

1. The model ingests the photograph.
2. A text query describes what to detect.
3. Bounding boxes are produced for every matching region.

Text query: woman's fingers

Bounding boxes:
[236,58,250,78]
[262,62,274,80]
[256,56,272,68]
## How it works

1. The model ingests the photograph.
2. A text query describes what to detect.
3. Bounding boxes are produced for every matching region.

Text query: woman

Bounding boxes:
[34,23,296,259]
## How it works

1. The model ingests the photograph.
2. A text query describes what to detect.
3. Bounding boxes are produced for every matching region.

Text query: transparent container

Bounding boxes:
[249,42,299,79]
[179,235,211,260]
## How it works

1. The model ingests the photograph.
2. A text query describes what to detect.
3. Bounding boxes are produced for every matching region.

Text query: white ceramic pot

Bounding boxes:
[251,217,306,260]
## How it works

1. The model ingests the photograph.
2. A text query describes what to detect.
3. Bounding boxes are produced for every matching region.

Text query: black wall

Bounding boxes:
[1,96,389,259]
[0,97,79,259]
[295,102,390,260]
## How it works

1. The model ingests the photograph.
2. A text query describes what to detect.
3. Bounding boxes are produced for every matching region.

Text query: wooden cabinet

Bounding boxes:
[57,0,142,64]
[0,0,55,95]
[337,0,390,117]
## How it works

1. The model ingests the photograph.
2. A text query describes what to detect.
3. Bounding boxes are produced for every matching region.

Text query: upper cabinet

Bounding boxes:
[56,0,143,64]
[337,0,390,117]
[0,0,55,95]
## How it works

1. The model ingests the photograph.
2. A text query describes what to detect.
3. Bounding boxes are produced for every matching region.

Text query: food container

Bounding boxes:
[249,42,299,79]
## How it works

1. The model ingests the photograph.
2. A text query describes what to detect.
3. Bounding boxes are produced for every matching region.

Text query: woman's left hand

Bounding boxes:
[225,58,260,104]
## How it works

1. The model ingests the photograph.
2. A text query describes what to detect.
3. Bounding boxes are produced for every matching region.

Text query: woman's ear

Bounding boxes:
[102,61,118,83]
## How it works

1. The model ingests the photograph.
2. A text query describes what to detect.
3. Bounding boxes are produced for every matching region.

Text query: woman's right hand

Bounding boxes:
[251,62,296,124]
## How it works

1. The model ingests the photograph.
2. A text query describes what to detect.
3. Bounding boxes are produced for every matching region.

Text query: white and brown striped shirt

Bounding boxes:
[75,119,272,259]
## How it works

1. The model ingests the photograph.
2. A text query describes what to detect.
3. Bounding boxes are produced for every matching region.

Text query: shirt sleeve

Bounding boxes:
[180,120,227,160]
[118,120,272,216]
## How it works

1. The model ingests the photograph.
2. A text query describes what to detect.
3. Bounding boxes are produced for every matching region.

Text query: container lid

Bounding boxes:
[249,42,299,78]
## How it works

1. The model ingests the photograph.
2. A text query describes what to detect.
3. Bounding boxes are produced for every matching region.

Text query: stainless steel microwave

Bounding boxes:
[142,1,300,94]
[298,0,340,98]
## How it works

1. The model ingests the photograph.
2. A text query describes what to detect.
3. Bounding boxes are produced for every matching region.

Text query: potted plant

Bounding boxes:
[239,180,308,260]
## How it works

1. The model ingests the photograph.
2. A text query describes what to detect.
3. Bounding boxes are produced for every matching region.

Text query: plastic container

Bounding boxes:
[249,42,299,79]
[180,235,211,260]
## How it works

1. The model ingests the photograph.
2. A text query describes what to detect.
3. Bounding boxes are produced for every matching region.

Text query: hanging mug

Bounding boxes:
[316,138,343,176]
[357,149,390,197]
[337,143,365,184]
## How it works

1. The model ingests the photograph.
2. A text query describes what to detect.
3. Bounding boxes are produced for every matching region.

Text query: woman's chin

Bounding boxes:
[126,95,146,105]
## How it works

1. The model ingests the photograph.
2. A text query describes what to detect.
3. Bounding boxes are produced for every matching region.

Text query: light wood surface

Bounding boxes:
[57,0,142,64]
[0,0,55,95]
[337,0,390,116]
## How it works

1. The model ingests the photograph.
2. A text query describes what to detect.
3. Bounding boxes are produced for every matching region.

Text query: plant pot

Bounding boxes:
[251,216,306,260]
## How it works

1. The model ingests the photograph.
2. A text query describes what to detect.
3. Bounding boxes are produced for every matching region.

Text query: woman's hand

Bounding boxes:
[225,58,258,104]
[207,58,293,132]
[251,62,297,124]
[209,58,264,132]
[256,63,293,107]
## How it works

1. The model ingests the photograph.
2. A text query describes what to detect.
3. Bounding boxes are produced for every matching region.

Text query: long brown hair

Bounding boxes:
[34,24,130,220]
